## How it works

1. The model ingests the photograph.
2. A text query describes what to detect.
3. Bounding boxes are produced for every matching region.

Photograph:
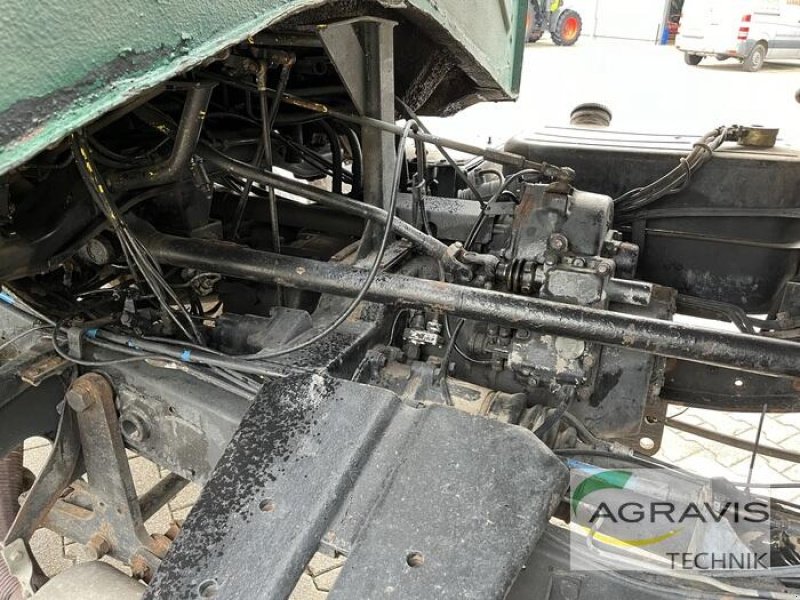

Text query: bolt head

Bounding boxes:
[548,233,568,252]
[65,388,93,412]
[85,534,111,560]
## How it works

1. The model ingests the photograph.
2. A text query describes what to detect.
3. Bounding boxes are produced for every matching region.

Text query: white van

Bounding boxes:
[676,0,800,71]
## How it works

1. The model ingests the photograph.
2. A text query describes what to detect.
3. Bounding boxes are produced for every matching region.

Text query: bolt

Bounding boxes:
[64,373,113,413]
[149,533,172,559]
[65,388,93,412]
[131,554,153,582]
[548,233,568,252]
[85,534,111,560]
[165,522,182,541]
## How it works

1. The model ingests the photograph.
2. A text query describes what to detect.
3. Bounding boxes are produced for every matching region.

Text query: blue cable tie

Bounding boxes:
[0,292,15,305]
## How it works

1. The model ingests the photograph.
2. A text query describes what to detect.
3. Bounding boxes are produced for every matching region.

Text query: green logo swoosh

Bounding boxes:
[571,469,632,516]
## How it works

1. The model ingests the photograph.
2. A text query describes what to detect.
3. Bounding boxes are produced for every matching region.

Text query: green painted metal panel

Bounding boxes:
[0,0,527,175]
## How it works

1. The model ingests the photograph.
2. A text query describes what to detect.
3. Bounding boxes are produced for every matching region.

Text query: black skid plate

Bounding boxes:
[145,374,567,599]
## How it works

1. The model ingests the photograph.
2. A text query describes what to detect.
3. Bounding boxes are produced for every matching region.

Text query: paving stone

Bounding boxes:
[758,419,800,447]
[313,566,343,593]
[30,529,74,578]
[289,572,328,600]
[23,443,52,477]
[23,436,50,451]
[167,481,201,511]
[145,503,175,535]
[654,429,705,463]
[305,553,346,578]
[169,505,194,523]
[129,456,162,497]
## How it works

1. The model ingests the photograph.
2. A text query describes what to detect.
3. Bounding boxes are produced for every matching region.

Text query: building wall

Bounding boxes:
[568,0,669,42]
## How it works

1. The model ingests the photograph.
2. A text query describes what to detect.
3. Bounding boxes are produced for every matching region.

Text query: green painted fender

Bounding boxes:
[0,0,527,175]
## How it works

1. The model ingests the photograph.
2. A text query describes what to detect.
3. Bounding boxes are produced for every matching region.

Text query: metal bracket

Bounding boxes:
[1,539,36,598]
[319,17,397,251]
[4,408,80,546]
[7,374,166,584]
[44,373,163,580]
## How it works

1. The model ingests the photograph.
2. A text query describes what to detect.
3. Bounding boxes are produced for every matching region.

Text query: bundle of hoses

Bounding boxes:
[0,448,23,600]
[613,126,730,222]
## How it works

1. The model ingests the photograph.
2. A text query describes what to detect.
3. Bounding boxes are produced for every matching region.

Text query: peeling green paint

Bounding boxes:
[0,0,526,175]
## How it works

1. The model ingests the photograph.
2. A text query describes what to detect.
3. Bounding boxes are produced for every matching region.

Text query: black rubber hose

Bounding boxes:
[318,121,343,195]
[107,83,215,192]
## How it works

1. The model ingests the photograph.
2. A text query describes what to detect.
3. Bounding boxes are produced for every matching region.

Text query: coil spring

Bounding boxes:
[498,259,536,295]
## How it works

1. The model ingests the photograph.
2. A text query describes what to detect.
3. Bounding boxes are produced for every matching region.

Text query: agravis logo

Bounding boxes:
[568,464,771,571]
[571,469,682,548]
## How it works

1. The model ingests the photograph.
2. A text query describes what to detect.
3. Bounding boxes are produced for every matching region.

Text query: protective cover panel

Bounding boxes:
[145,373,567,599]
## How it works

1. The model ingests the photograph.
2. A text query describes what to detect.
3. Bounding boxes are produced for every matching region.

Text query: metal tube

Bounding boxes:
[198,145,468,274]
[139,230,800,379]
[257,63,284,306]
[108,83,215,192]
[279,95,573,181]
[138,474,189,522]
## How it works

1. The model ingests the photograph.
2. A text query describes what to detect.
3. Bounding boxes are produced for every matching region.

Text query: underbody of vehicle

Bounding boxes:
[1,1,800,599]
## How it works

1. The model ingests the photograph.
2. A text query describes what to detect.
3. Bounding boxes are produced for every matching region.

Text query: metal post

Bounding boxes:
[319,18,397,252]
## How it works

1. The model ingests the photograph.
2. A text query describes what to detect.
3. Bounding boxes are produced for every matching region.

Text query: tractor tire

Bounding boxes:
[526,1,545,43]
[528,28,545,43]
[551,9,582,46]
[684,53,703,66]
[743,42,767,72]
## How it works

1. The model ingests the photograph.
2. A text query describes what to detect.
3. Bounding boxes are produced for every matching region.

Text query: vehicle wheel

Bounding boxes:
[526,1,545,42]
[743,43,766,72]
[684,53,703,66]
[715,54,730,61]
[551,9,582,46]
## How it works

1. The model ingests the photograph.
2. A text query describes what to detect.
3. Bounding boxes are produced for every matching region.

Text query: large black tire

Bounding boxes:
[551,9,582,46]
[743,42,767,72]
[526,1,545,42]
[684,53,703,66]
[528,28,544,43]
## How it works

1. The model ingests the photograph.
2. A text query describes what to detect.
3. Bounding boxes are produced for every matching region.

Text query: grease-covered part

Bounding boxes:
[0,0,527,175]
[505,127,800,312]
[144,373,567,599]
[141,229,800,378]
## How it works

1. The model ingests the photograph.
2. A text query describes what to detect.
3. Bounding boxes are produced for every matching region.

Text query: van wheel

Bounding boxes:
[684,53,703,66]
[743,43,767,72]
